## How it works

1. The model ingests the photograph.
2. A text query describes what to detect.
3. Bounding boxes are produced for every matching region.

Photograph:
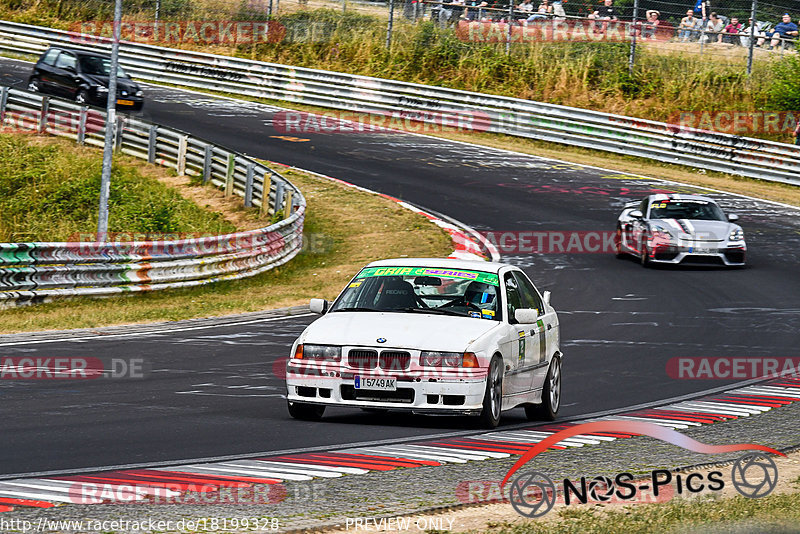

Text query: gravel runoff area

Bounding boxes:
[3,397,799,533]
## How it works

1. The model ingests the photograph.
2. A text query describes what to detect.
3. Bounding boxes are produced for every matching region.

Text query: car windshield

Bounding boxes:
[330,266,502,321]
[78,55,129,78]
[649,200,726,221]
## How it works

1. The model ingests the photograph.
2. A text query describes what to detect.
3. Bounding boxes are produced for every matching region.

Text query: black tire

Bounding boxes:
[75,88,90,106]
[640,237,651,268]
[287,400,325,421]
[524,356,561,421]
[615,226,626,259]
[479,356,503,429]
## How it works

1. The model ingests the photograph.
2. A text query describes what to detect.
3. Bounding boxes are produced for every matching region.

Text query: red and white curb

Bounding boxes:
[1,376,797,512]
[271,162,497,262]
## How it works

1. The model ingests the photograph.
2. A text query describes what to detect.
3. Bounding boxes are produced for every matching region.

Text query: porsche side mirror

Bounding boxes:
[543,290,551,306]
[630,210,643,219]
[309,298,328,314]
[514,308,539,324]
[728,213,740,222]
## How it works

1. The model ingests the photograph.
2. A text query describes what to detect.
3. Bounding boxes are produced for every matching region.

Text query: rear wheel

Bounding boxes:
[524,356,561,421]
[287,400,325,421]
[479,356,503,429]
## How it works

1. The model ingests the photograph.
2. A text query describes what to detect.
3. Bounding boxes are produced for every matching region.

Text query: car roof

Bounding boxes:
[650,193,718,203]
[46,46,109,59]
[364,257,510,274]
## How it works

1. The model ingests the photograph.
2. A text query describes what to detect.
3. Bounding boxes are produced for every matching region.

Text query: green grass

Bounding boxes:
[0,134,235,242]
[477,492,800,534]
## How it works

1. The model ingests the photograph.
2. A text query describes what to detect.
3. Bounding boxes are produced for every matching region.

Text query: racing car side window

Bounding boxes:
[512,271,544,315]
[504,274,522,324]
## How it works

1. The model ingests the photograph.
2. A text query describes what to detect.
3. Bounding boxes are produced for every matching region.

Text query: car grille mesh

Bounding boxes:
[347,349,411,370]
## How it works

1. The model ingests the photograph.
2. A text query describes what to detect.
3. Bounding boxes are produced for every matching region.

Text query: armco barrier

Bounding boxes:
[0,85,305,306]
[0,20,798,185]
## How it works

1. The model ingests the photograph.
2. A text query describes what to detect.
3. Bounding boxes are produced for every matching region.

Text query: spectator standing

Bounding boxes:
[516,0,534,21]
[551,0,566,20]
[642,9,661,39]
[527,0,553,22]
[722,17,742,44]
[702,12,723,43]
[589,0,617,34]
[678,10,700,41]
[693,0,711,21]
[438,0,465,27]
[465,0,489,21]
[757,13,798,49]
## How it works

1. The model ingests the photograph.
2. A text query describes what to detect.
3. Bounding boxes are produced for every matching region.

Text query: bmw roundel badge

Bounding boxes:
[377,338,387,343]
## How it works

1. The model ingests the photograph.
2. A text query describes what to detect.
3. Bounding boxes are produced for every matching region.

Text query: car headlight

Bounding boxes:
[97,86,109,93]
[421,351,478,368]
[135,90,143,97]
[294,344,341,362]
[729,228,744,241]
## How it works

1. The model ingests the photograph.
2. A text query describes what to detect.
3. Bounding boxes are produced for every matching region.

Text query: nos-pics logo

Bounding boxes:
[501,420,782,518]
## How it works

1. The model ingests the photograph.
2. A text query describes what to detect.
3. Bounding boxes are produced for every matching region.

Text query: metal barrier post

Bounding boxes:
[244,162,255,207]
[38,96,49,134]
[225,153,235,197]
[176,135,188,175]
[202,144,212,184]
[114,115,124,151]
[260,172,273,216]
[284,188,293,218]
[147,125,157,163]
[0,86,8,125]
[77,106,87,144]
[275,180,285,216]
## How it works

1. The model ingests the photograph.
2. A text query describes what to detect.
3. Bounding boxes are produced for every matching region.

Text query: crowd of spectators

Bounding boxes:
[429,0,798,51]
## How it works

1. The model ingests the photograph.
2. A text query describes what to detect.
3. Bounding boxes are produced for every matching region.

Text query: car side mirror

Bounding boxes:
[543,291,551,306]
[630,210,643,219]
[309,298,328,314]
[728,213,740,222]
[514,308,539,324]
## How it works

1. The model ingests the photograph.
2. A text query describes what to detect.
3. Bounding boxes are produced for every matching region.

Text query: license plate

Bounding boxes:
[692,247,714,254]
[117,99,134,105]
[354,375,396,391]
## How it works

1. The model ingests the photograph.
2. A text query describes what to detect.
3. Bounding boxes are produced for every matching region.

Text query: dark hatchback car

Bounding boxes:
[28,46,143,111]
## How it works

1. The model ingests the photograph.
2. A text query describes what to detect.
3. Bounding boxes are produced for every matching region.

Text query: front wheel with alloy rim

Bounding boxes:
[287,400,325,421]
[27,78,40,93]
[524,356,561,421]
[615,226,626,259]
[479,356,503,429]
[640,238,651,267]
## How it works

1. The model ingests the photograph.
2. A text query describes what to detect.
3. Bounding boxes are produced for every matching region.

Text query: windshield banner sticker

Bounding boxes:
[357,267,499,285]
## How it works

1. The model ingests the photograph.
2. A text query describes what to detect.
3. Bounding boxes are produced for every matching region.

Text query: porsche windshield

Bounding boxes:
[330,266,502,321]
[649,200,726,221]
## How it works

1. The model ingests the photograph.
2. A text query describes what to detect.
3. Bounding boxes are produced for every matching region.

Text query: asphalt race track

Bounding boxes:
[1,59,799,476]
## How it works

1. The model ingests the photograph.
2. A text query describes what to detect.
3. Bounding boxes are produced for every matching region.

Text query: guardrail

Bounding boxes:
[0,85,305,306]
[0,20,797,186]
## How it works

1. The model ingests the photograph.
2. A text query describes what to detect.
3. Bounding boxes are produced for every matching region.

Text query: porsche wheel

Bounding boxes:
[615,226,626,259]
[640,238,651,268]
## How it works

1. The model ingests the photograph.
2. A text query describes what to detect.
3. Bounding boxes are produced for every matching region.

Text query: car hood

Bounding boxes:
[300,311,501,352]
[84,74,139,93]
[652,219,735,241]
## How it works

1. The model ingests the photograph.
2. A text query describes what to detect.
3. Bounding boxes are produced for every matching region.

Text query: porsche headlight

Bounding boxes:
[296,344,341,361]
[729,228,744,241]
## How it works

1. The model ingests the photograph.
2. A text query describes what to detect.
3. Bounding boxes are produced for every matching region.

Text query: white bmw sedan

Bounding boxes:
[285,258,562,428]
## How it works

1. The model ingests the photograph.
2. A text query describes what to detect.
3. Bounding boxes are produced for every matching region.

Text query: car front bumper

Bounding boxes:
[285,361,488,415]
[648,242,746,266]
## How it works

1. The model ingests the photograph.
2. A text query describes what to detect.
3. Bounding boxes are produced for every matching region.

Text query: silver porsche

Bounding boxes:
[615,194,746,267]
